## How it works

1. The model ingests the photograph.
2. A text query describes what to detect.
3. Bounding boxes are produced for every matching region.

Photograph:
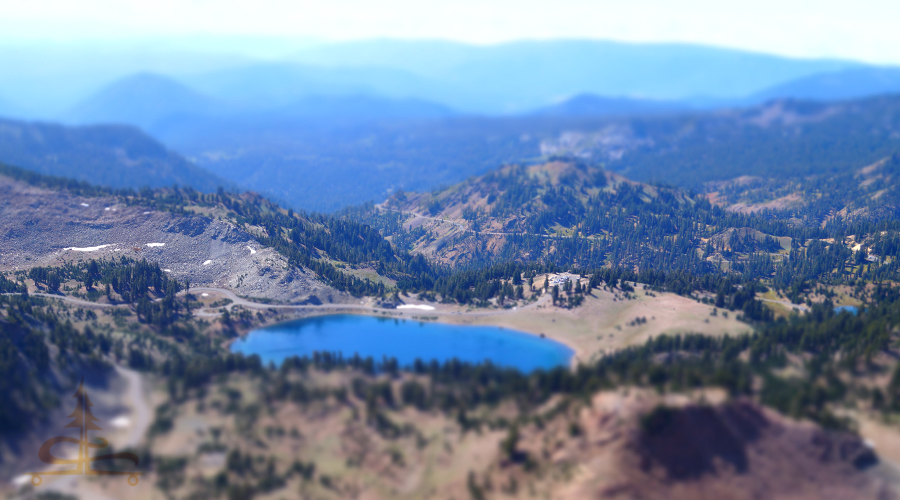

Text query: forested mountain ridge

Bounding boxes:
[350,158,900,299]
[586,95,900,187]
[356,160,776,272]
[375,160,692,262]
[704,153,900,219]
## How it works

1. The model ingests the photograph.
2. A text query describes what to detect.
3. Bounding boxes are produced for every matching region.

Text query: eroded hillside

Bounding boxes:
[0,173,336,303]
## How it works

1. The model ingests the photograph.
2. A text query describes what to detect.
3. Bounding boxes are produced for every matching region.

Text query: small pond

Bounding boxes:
[230,314,574,373]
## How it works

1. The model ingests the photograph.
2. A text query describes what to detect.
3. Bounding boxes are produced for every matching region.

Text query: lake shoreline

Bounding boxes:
[231,312,575,373]
[222,285,748,371]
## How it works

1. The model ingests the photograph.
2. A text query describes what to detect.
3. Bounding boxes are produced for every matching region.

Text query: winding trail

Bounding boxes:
[7,287,552,319]
[116,365,152,448]
[14,286,811,321]
[186,286,552,318]
[25,292,119,308]
[12,366,153,497]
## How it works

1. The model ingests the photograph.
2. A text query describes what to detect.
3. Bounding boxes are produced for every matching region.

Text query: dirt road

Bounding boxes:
[185,286,551,318]
[11,286,551,319]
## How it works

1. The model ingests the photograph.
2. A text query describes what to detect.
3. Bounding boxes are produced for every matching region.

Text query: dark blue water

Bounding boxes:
[835,305,860,315]
[230,314,574,373]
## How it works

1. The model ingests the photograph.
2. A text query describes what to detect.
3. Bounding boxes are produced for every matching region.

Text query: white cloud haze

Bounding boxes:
[1,0,899,63]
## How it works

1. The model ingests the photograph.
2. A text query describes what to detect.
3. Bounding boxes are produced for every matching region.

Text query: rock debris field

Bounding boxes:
[0,177,339,303]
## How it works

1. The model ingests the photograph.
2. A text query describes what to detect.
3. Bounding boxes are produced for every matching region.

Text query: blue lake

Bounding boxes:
[835,305,861,315]
[230,314,574,373]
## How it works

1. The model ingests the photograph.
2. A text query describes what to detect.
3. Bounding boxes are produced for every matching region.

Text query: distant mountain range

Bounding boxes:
[63,73,222,132]
[63,72,456,135]
[0,118,228,192]
[164,92,900,212]
[537,67,900,117]
[7,38,900,210]
[181,62,443,110]
[5,38,898,121]
[748,66,900,102]
[288,39,861,109]
[50,40,900,135]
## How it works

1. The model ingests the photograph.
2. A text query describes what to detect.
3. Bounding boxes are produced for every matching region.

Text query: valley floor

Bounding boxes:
[15,281,751,368]
[213,282,749,365]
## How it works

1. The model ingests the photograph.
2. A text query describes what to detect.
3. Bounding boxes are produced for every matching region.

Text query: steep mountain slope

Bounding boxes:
[0,174,332,303]
[0,117,228,192]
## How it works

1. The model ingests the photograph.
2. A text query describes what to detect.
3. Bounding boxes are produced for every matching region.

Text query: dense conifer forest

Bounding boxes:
[348,159,900,305]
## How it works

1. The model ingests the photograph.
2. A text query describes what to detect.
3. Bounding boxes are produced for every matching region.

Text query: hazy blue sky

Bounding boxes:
[2,0,899,63]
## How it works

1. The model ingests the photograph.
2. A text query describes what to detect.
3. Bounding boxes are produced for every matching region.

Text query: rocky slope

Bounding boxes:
[0,175,338,303]
[559,396,890,500]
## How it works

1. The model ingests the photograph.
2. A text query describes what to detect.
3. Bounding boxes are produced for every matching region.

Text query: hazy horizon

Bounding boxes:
[3,0,900,65]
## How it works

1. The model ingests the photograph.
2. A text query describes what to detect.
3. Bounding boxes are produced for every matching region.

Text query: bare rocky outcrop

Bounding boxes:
[562,395,896,500]
[0,176,340,303]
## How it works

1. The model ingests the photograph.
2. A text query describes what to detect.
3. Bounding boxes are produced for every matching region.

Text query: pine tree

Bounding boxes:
[65,378,102,432]
[63,377,102,473]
